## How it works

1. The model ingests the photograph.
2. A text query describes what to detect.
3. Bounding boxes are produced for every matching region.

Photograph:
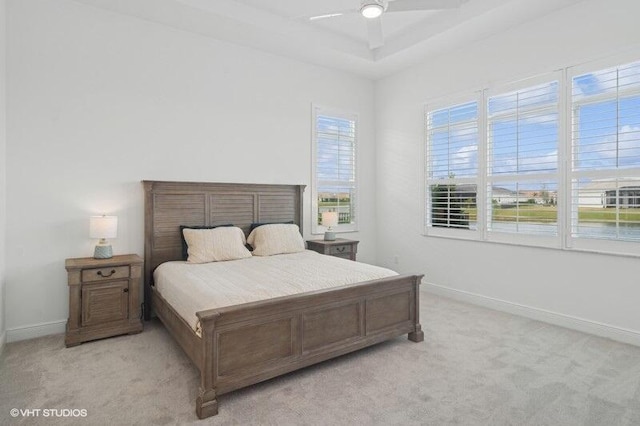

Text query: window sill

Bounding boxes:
[422,231,640,259]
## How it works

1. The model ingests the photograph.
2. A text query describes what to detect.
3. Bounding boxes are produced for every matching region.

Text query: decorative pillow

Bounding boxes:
[179,224,232,260]
[183,226,252,264]
[247,223,305,256]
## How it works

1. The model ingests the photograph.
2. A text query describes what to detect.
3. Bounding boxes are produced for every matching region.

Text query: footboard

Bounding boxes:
[195,274,424,418]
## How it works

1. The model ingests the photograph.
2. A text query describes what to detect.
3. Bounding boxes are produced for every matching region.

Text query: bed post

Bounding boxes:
[196,313,221,419]
[408,274,424,342]
[143,181,154,321]
[295,184,305,235]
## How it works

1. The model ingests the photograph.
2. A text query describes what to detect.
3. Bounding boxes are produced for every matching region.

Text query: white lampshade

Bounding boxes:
[90,215,117,259]
[322,211,339,228]
[322,211,338,241]
[90,215,118,239]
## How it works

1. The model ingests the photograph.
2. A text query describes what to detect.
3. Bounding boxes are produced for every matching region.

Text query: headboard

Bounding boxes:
[142,180,306,319]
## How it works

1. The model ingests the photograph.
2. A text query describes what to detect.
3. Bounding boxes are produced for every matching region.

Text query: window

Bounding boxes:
[570,60,640,249]
[312,106,358,235]
[424,55,640,255]
[425,99,479,235]
[486,78,560,241]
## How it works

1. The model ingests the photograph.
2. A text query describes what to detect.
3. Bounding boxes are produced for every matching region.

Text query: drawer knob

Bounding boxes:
[123,288,129,293]
[336,246,345,252]
[97,269,116,278]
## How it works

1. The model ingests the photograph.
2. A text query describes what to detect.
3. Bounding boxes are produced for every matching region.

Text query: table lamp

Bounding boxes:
[90,215,118,259]
[322,211,338,241]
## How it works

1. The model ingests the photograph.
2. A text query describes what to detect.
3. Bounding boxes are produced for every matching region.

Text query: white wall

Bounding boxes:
[376,0,640,345]
[5,0,376,340]
[0,0,7,351]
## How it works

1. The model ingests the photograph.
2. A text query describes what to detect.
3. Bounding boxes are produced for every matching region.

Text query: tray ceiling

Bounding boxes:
[73,0,585,79]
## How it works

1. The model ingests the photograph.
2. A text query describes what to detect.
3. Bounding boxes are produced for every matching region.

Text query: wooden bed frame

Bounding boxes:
[143,180,424,419]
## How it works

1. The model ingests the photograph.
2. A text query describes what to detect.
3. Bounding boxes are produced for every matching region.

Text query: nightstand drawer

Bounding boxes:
[329,245,352,255]
[332,253,353,260]
[82,265,130,282]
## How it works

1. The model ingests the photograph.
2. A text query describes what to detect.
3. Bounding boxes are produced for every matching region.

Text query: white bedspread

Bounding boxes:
[153,250,398,335]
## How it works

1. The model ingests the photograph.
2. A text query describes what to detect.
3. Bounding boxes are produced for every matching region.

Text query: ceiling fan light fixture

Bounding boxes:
[360,3,384,19]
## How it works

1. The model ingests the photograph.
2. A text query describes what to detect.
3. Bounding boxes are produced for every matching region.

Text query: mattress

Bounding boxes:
[153,250,398,336]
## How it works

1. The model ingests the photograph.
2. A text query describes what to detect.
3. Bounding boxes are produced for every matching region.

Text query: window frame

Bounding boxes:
[566,53,640,256]
[311,104,359,236]
[484,72,564,249]
[423,52,640,257]
[423,92,483,241]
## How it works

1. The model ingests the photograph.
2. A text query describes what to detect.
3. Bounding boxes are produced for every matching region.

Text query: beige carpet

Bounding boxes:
[1,291,640,425]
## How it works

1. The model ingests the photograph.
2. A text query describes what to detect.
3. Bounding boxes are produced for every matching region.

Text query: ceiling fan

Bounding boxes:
[308,0,469,49]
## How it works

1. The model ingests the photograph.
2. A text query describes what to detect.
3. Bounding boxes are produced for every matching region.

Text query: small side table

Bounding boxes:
[306,238,359,261]
[65,254,143,347]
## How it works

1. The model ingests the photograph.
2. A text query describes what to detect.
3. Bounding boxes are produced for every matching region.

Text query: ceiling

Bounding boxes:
[73,0,585,79]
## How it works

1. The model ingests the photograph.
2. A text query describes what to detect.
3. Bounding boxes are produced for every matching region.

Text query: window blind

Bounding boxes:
[427,101,479,179]
[426,101,478,231]
[423,56,640,254]
[571,60,640,242]
[486,81,559,236]
[313,109,357,231]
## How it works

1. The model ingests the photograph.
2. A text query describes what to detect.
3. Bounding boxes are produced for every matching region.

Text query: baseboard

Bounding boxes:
[423,282,640,348]
[6,320,66,343]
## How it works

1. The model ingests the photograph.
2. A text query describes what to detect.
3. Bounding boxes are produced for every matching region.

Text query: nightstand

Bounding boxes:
[306,238,359,261]
[65,254,143,347]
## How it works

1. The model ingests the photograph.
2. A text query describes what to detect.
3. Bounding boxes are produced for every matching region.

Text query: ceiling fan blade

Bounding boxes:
[306,8,357,21]
[366,18,384,49]
[386,0,468,12]
[308,13,344,21]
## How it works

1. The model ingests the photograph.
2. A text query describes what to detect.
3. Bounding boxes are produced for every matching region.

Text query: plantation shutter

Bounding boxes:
[425,100,478,231]
[313,108,357,231]
[486,79,559,237]
[571,60,640,241]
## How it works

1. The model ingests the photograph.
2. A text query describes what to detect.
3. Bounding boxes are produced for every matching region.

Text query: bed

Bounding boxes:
[143,180,424,419]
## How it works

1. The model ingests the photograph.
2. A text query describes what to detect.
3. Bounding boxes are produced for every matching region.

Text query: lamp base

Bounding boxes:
[324,231,336,241]
[94,244,113,259]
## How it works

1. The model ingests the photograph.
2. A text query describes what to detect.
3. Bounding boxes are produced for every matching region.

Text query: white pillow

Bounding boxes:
[247,223,305,256]
[183,226,252,264]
